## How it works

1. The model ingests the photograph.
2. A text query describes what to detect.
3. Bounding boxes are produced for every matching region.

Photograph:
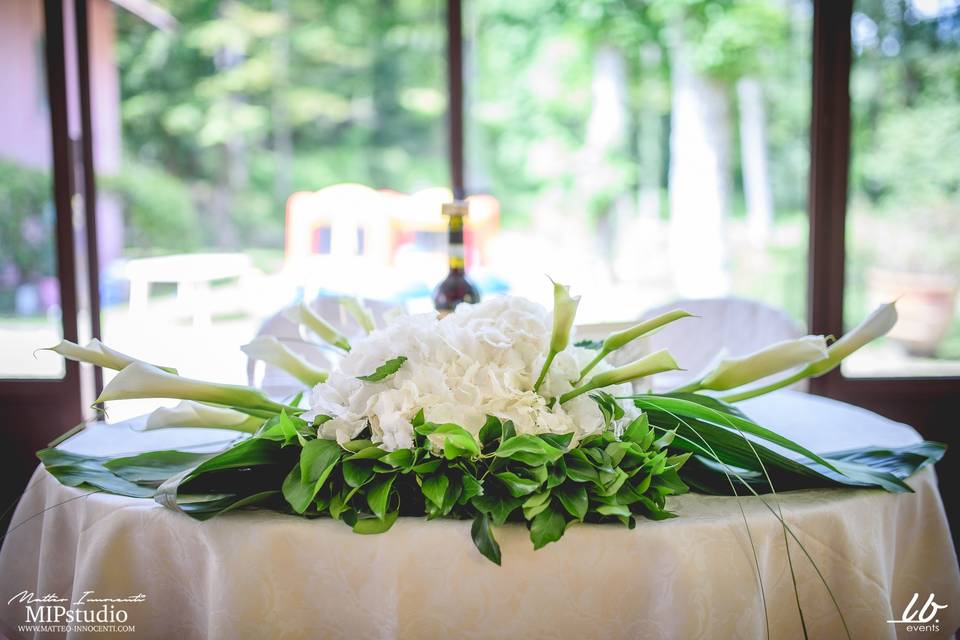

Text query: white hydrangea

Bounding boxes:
[303,296,637,451]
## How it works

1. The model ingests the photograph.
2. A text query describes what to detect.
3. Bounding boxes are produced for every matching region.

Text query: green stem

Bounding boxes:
[533,350,557,393]
[718,370,808,403]
[558,380,597,405]
[575,349,607,385]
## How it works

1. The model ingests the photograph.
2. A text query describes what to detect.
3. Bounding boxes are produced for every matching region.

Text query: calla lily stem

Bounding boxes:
[533,351,557,393]
[719,370,808,403]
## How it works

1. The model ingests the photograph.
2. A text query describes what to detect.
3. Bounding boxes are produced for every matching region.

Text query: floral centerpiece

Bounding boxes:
[40,283,943,570]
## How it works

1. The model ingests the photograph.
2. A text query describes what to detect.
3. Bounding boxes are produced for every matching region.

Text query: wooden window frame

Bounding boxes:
[807,0,960,435]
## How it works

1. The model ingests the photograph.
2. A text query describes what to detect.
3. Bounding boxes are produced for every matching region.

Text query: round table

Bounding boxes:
[2,391,958,639]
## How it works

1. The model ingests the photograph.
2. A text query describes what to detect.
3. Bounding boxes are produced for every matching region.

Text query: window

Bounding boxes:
[843,0,960,377]
[96,0,448,418]
[465,0,813,324]
[0,0,64,379]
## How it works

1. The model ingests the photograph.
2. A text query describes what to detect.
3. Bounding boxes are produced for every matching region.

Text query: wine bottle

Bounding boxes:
[433,199,480,314]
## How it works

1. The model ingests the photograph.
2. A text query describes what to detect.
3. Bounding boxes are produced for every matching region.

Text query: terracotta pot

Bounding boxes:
[866,269,958,357]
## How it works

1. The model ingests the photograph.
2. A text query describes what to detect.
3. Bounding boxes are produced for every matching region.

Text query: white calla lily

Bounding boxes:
[340,297,376,334]
[806,302,898,376]
[43,338,177,373]
[533,279,581,393]
[241,336,328,386]
[143,400,264,433]
[96,362,290,413]
[720,302,899,402]
[549,280,580,353]
[577,309,692,382]
[560,349,679,404]
[289,302,351,351]
[699,335,829,391]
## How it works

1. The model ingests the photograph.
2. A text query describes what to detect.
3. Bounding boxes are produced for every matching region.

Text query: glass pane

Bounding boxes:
[0,0,65,379]
[465,0,812,324]
[97,0,447,419]
[844,0,960,378]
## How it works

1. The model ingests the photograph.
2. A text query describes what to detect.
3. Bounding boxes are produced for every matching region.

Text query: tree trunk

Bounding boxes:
[583,46,629,267]
[667,38,731,297]
[370,0,398,188]
[737,76,774,246]
[637,43,662,220]
[271,0,293,213]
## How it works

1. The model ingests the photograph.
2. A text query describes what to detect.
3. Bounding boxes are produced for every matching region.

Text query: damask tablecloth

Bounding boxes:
[1,391,958,639]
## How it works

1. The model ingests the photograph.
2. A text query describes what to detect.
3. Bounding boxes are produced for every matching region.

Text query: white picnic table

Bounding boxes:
[124,253,254,327]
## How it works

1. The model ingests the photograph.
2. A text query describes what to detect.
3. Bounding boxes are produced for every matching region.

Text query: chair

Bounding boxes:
[617,298,806,393]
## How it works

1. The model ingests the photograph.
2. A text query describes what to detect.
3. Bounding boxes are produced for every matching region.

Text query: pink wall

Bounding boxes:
[0,0,124,270]
[89,0,121,174]
[0,0,52,169]
[0,0,121,174]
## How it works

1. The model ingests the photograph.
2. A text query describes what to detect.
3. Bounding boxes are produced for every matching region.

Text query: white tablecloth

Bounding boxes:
[1,391,958,639]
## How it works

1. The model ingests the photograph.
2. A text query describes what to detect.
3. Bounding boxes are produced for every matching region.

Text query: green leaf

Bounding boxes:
[365,474,396,520]
[591,391,625,426]
[471,513,502,565]
[555,484,588,520]
[342,460,376,488]
[495,435,563,466]
[329,490,350,519]
[357,356,408,382]
[653,429,676,449]
[600,467,630,497]
[410,458,442,474]
[38,449,155,498]
[623,414,651,445]
[494,471,541,497]
[633,395,841,473]
[460,473,484,504]
[278,410,306,446]
[411,409,425,428]
[353,509,398,534]
[282,463,314,514]
[341,438,373,453]
[595,503,631,518]
[104,449,215,484]
[564,449,599,483]
[522,490,552,520]
[421,474,449,508]
[539,432,574,450]
[183,437,284,475]
[472,494,522,526]
[478,415,503,448]
[546,459,567,488]
[529,505,566,549]
[413,422,480,460]
[348,445,389,461]
[443,432,481,460]
[379,448,415,469]
[299,438,341,485]
[439,474,463,515]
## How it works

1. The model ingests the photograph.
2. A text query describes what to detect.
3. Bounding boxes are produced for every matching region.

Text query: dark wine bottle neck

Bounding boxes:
[448,214,465,273]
